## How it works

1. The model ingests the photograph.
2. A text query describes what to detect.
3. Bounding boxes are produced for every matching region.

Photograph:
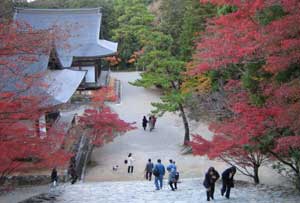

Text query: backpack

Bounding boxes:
[175,172,179,181]
[153,167,159,177]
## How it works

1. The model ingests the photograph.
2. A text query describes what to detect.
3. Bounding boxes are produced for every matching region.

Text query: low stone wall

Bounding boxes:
[0,125,94,191]
[1,174,68,188]
[0,136,90,189]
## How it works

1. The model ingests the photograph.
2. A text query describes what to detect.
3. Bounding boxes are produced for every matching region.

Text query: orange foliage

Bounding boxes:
[104,56,122,66]
[127,49,144,64]
[182,62,211,94]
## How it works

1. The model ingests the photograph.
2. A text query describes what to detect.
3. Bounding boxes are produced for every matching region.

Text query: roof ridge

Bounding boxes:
[15,7,102,14]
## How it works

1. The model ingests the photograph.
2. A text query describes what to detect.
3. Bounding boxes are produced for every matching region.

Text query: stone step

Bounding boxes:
[24,179,297,203]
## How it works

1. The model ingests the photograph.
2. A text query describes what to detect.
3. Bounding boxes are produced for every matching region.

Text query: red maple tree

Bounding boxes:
[0,21,71,184]
[191,0,300,187]
[78,88,135,147]
[79,107,135,147]
[190,81,272,184]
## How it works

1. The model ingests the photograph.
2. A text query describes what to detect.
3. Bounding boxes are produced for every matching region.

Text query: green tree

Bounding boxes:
[111,0,154,68]
[178,0,216,61]
[157,0,215,60]
[0,0,14,20]
[158,0,185,56]
[131,1,216,144]
[132,30,191,145]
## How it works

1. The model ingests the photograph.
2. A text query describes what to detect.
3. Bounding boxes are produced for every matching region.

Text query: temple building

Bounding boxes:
[14,7,118,89]
[6,7,118,135]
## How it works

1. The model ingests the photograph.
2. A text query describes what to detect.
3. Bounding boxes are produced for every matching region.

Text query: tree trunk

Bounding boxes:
[253,164,260,184]
[179,103,190,145]
[296,172,300,192]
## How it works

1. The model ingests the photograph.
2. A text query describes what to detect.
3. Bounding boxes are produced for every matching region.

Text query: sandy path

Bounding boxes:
[84,72,285,185]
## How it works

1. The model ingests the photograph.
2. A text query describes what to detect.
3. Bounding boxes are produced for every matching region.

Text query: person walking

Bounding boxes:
[167,168,176,191]
[69,167,78,184]
[173,161,179,190]
[167,160,178,190]
[167,159,177,171]
[203,167,220,201]
[152,115,157,129]
[142,116,148,130]
[149,116,154,132]
[153,159,165,190]
[221,166,236,199]
[68,157,78,184]
[127,153,135,173]
[145,158,154,181]
[51,167,58,187]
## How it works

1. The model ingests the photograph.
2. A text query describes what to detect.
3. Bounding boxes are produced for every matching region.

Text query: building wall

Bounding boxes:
[73,66,96,83]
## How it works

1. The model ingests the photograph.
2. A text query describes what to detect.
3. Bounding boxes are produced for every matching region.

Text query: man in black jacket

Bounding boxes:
[221,166,236,199]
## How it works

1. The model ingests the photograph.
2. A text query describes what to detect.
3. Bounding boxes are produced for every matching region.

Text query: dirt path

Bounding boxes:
[84,72,285,185]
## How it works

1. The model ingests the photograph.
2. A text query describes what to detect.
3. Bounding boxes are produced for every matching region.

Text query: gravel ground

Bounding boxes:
[84,72,286,186]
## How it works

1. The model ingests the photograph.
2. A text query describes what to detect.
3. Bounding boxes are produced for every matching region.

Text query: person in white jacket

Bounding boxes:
[127,153,135,173]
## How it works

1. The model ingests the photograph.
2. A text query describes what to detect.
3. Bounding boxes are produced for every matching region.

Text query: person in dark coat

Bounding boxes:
[203,167,220,201]
[145,158,154,181]
[221,166,236,199]
[142,116,148,130]
[51,167,58,186]
[69,166,78,184]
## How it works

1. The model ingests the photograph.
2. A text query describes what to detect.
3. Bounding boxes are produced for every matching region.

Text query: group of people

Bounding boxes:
[147,159,179,191]
[142,115,157,131]
[125,154,236,200]
[203,166,237,201]
[124,155,179,191]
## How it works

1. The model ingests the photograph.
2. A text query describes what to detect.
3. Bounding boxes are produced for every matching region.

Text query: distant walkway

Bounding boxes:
[85,72,221,182]
[84,72,285,185]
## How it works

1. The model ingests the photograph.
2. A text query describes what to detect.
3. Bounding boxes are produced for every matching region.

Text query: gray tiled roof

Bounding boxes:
[14,8,118,67]
[0,53,86,106]
[44,69,86,105]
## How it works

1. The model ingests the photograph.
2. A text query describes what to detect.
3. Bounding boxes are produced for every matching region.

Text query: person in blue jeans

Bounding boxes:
[153,159,165,190]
